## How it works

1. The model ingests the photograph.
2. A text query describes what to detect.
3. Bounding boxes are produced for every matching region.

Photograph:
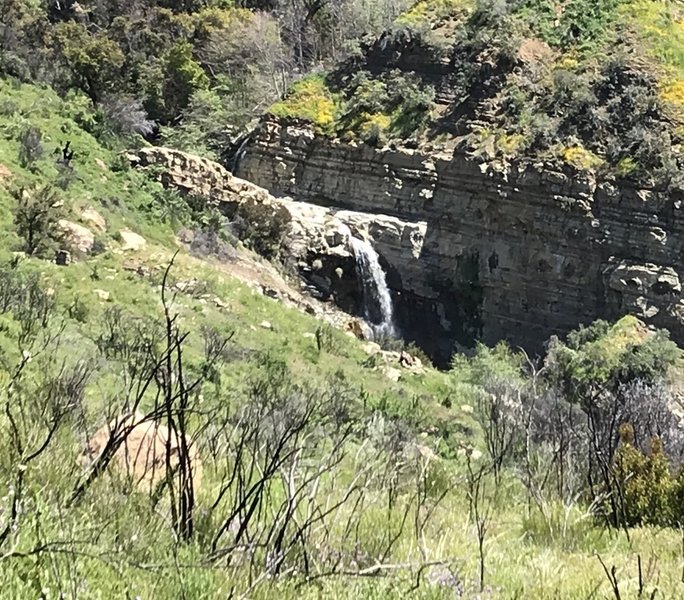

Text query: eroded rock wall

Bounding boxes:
[238,117,684,357]
[131,146,427,337]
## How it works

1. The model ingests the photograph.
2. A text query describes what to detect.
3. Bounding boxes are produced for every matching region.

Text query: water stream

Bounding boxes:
[349,236,396,340]
[230,135,250,176]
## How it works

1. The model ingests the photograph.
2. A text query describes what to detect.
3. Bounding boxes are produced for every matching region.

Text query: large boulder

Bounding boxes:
[84,411,202,495]
[80,206,107,233]
[605,260,683,321]
[119,229,147,251]
[59,219,94,254]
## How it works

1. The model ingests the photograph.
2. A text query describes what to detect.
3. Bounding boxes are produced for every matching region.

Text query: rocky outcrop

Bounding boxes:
[118,229,147,252]
[131,147,425,327]
[236,117,684,359]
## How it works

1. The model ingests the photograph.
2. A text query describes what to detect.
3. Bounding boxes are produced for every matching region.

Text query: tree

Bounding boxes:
[162,40,210,122]
[50,22,125,103]
[13,186,67,258]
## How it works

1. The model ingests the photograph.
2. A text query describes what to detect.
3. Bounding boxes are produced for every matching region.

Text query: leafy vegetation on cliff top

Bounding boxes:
[272,0,683,184]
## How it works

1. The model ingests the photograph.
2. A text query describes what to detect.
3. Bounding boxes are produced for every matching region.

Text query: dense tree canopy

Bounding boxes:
[0,0,408,158]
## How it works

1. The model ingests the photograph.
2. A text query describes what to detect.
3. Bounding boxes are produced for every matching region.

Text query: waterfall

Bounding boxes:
[230,136,250,176]
[349,236,396,339]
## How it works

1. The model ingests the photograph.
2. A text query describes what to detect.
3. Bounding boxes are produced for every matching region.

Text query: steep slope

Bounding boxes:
[239,0,684,361]
[0,80,478,597]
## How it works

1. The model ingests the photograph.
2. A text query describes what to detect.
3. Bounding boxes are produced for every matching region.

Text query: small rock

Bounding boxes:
[95,158,107,171]
[399,351,422,370]
[405,443,437,462]
[55,249,71,266]
[80,206,106,233]
[59,219,95,254]
[214,297,230,309]
[123,262,150,277]
[383,367,402,383]
[119,229,147,251]
[381,350,402,363]
[426,565,463,594]
[0,163,12,181]
[334,267,344,279]
[312,259,323,271]
[94,289,110,301]
[457,447,482,461]
[177,228,194,244]
[303,332,316,339]
[174,280,197,293]
[260,320,273,330]
[460,404,474,414]
[361,341,381,355]
[345,319,369,340]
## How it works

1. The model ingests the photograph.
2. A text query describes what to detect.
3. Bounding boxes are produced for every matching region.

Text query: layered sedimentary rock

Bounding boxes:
[237,117,684,359]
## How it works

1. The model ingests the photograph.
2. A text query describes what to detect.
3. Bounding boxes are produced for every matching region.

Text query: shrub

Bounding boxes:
[231,198,292,259]
[612,424,677,527]
[405,341,433,368]
[160,87,226,157]
[559,144,604,170]
[360,117,389,147]
[13,186,67,258]
[394,0,467,29]
[269,75,340,134]
[615,156,637,177]
[544,316,679,401]
[150,187,194,227]
[17,125,44,169]
[162,40,210,123]
[49,22,125,103]
[390,76,435,137]
[67,296,90,323]
[185,227,237,262]
[314,324,345,355]
[339,70,435,141]
[100,94,156,138]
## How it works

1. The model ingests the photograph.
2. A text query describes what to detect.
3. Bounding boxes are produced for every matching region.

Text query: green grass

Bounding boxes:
[0,80,175,249]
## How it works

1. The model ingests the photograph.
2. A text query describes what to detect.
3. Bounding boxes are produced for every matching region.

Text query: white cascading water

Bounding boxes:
[230,136,250,175]
[349,236,396,339]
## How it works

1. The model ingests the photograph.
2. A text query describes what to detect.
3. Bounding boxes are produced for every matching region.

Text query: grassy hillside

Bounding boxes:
[2,78,684,599]
[272,0,683,184]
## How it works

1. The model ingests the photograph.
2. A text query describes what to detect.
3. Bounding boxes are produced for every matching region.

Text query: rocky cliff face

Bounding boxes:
[130,146,426,339]
[238,117,684,360]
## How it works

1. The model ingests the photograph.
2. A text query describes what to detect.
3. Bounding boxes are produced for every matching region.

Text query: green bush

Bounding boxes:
[612,424,678,527]
[269,75,340,134]
[13,186,67,258]
[544,316,679,401]
[339,70,436,140]
[17,124,44,169]
[232,198,292,260]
